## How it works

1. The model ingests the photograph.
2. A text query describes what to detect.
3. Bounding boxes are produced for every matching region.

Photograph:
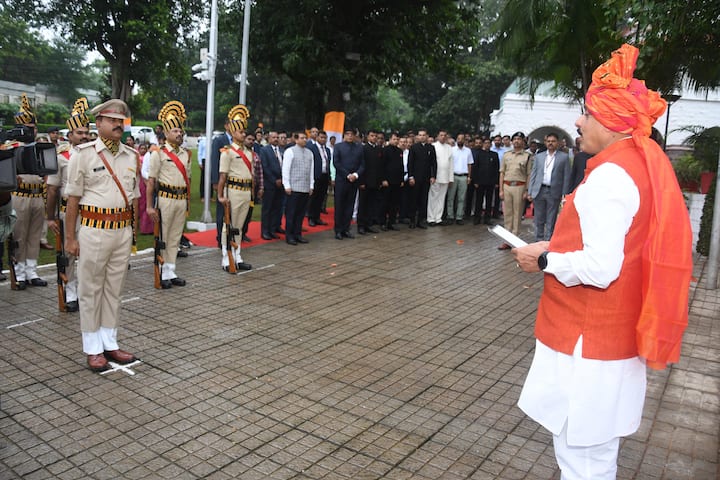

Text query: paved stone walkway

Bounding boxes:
[1,220,718,479]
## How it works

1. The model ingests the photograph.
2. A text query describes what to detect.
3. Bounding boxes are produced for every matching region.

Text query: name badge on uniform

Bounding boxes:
[93,166,106,172]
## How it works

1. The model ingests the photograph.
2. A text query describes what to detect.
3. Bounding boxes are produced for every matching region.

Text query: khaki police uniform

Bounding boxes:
[65,139,139,355]
[47,146,79,301]
[500,150,533,235]
[148,143,190,280]
[12,174,46,283]
[219,143,253,268]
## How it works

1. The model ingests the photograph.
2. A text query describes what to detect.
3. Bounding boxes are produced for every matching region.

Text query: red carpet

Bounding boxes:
[185,208,336,248]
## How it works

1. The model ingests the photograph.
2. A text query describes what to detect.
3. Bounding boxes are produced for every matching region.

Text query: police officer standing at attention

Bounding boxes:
[46,97,91,311]
[65,99,139,372]
[146,101,191,289]
[217,105,258,272]
[10,94,48,290]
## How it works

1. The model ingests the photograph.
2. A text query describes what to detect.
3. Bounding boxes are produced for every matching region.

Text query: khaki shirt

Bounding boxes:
[500,150,533,182]
[148,143,191,187]
[65,139,140,208]
[47,145,73,195]
[219,143,253,179]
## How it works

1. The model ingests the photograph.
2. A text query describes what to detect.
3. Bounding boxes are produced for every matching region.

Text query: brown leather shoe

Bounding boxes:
[104,349,136,364]
[87,354,109,372]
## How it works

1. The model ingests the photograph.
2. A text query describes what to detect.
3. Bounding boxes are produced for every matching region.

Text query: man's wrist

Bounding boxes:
[538,251,549,271]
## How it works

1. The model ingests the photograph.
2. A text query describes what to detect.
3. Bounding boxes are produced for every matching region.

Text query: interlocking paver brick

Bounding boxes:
[1,222,718,479]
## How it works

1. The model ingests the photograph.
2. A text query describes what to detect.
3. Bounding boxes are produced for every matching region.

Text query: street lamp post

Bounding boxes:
[662,93,681,151]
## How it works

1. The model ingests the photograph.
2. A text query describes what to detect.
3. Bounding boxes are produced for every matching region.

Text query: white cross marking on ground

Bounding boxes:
[99,360,142,376]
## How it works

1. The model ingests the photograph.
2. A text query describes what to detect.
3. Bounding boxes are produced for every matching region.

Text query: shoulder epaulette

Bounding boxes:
[76,141,96,150]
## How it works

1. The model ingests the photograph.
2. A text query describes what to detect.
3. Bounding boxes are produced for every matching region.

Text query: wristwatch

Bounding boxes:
[537,251,549,271]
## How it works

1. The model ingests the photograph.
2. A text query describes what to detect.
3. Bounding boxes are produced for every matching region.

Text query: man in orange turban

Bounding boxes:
[512,44,693,479]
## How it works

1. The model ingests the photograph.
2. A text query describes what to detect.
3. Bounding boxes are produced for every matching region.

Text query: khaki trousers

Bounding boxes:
[12,195,44,263]
[158,196,186,265]
[78,225,132,332]
[503,184,526,235]
[59,211,79,301]
[221,189,250,267]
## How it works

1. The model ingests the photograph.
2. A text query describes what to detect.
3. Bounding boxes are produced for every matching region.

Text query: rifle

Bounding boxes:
[223,197,239,273]
[7,234,18,290]
[55,215,68,311]
[153,204,165,289]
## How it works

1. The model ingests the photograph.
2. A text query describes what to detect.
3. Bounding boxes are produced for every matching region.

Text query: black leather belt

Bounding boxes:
[454,173,468,176]
[158,184,188,196]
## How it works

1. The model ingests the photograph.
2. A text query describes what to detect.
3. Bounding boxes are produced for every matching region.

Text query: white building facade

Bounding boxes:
[490,79,720,148]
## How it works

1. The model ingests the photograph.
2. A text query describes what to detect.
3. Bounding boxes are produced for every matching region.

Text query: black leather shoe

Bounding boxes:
[308,220,317,227]
[177,250,188,258]
[261,233,274,240]
[456,219,465,225]
[29,278,48,287]
[65,300,79,312]
[428,222,437,227]
[358,227,367,235]
[335,233,343,240]
[171,278,186,286]
[341,231,355,239]
[16,281,27,290]
[316,219,328,226]
[366,226,379,233]
[417,222,428,229]
[242,235,252,243]
[386,223,397,231]
[286,239,298,245]
[160,279,172,289]
[276,228,286,234]
[409,222,416,229]
[236,262,252,271]
[296,237,309,244]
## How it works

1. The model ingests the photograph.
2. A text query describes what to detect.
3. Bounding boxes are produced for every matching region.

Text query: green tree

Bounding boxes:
[0,7,88,102]
[16,0,203,102]
[495,0,720,102]
[229,0,482,127]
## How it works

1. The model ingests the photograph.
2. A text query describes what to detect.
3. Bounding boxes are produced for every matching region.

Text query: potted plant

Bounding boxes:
[672,154,702,192]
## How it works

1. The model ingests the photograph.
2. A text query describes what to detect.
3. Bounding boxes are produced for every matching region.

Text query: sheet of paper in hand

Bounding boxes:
[488,225,528,248]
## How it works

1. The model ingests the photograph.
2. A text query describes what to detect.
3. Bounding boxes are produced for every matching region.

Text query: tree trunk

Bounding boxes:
[109,51,133,102]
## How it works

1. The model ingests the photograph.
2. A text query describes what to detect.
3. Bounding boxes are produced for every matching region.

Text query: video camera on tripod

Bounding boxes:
[0,125,58,192]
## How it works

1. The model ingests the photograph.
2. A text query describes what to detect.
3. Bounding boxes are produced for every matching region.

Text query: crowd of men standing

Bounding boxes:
[198,126,582,248]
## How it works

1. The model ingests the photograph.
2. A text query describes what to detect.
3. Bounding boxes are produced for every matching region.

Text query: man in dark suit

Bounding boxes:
[260,131,284,240]
[306,130,331,227]
[527,132,571,241]
[211,120,232,247]
[357,129,385,234]
[407,128,437,229]
[332,129,364,239]
[569,136,592,193]
[471,137,500,225]
[382,132,404,230]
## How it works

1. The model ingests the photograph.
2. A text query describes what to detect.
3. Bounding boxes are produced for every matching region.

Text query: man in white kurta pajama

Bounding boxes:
[513,44,693,479]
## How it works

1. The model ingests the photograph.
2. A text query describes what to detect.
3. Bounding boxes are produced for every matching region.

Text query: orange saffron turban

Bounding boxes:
[585,44,667,137]
[586,44,693,370]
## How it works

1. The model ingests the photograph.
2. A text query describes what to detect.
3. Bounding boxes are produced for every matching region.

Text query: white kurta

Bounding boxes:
[518,158,648,446]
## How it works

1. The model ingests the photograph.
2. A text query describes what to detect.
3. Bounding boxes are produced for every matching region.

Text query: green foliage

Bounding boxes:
[16,0,204,101]
[696,176,716,256]
[35,103,68,124]
[232,0,483,127]
[684,126,720,173]
[495,0,720,102]
[672,154,703,185]
[0,8,89,101]
[0,103,17,126]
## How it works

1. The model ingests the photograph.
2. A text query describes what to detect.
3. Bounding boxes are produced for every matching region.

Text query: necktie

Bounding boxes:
[320,147,327,173]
